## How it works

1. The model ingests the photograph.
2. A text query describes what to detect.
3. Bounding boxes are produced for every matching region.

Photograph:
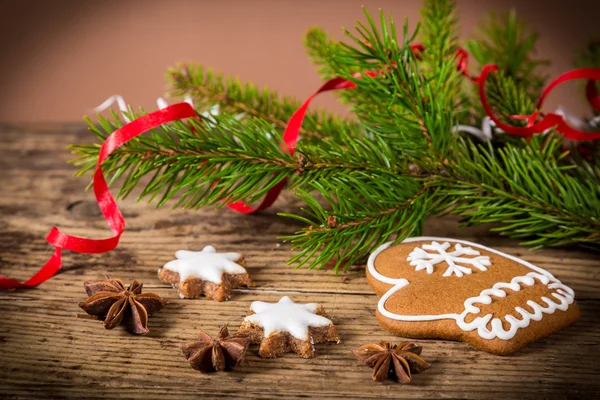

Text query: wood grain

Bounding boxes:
[0,123,599,399]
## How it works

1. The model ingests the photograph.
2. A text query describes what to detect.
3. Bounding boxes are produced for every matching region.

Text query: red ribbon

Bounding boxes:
[2,47,599,289]
[478,65,600,140]
[0,104,197,289]
[443,46,600,138]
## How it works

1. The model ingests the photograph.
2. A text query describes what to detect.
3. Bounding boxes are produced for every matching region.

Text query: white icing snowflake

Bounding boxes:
[162,245,246,284]
[407,241,491,277]
[244,296,333,340]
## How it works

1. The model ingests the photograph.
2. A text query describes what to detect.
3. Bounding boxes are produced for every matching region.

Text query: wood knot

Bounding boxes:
[66,200,103,219]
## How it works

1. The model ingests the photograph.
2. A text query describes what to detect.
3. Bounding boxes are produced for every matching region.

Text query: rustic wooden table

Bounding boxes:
[1,123,599,399]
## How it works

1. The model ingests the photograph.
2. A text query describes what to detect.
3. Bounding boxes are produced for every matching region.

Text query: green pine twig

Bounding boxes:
[70,1,600,273]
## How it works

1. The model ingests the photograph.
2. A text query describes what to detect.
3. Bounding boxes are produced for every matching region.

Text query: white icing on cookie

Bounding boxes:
[456,271,574,340]
[407,241,491,277]
[162,245,246,284]
[367,237,576,341]
[244,296,333,340]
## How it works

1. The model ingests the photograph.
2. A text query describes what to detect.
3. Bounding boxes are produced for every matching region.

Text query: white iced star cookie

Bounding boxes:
[157,245,253,301]
[238,296,340,358]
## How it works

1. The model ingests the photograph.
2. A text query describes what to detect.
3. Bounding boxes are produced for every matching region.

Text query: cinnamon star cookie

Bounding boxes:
[238,296,340,358]
[366,237,580,355]
[158,246,252,301]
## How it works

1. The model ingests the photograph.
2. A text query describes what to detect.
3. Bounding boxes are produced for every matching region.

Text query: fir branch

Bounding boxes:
[483,70,537,131]
[310,7,463,159]
[71,111,298,208]
[418,0,460,71]
[293,133,416,187]
[281,178,429,271]
[437,135,600,248]
[464,9,548,93]
[303,26,361,106]
[303,8,423,135]
[69,1,600,275]
[72,111,418,210]
[304,27,350,80]
[464,9,548,132]
[167,63,363,144]
[418,0,465,115]
[286,133,600,271]
[487,71,534,118]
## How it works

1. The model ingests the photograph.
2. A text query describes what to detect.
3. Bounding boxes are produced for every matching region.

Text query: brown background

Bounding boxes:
[0,0,598,123]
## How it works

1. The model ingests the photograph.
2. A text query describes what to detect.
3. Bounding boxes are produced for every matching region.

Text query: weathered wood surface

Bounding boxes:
[1,123,599,399]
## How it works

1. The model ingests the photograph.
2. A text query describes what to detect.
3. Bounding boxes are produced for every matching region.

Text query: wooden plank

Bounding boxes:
[1,124,599,399]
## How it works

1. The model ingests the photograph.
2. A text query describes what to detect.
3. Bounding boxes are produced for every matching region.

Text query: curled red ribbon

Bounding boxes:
[0,104,197,289]
[439,45,600,138]
[2,48,599,289]
[478,65,600,140]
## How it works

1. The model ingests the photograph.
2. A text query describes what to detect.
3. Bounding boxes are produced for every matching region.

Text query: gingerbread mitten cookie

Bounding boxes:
[158,246,252,301]
[366,237,579,355]
[238,296,340,358]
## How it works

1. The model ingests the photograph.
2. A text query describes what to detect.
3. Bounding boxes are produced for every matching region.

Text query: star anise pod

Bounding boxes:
[78,277,167,335]
[352,341,431,383]
[181,326,250,373]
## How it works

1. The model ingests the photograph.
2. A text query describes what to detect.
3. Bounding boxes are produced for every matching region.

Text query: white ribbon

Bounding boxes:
[91,95,268,140]
[91,95,195,123]
[453,116,496,142]
[453,105,600,142]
